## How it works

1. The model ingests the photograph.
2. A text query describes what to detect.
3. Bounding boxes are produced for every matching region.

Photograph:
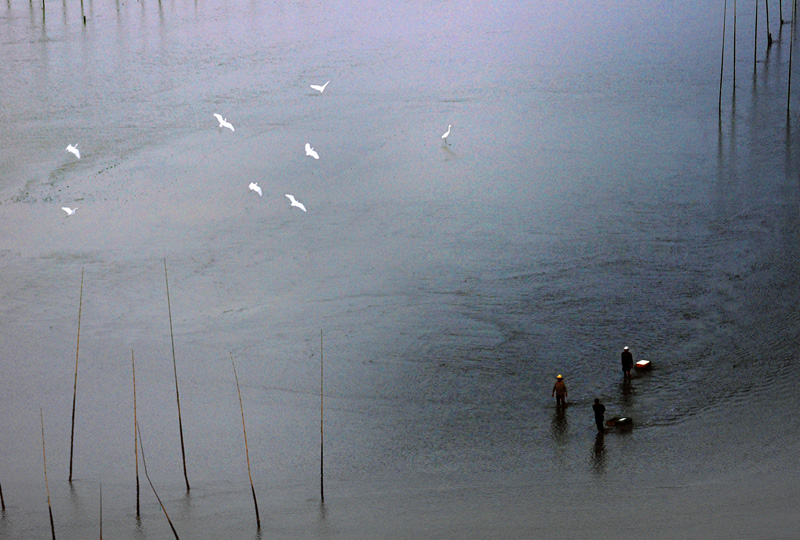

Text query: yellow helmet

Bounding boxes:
[556,374,563,379]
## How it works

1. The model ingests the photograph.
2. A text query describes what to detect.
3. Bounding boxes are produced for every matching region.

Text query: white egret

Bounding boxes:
[66,144,80,159]
[249,182,262,196]
[213,113,235,132]
[310,81,330,93]
[304,143,319,160]
[441,124,451,143]
[285,194,307,212]
[62,207,78,216]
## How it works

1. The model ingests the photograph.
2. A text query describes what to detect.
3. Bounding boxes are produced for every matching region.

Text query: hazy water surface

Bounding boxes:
[1,0,799,538]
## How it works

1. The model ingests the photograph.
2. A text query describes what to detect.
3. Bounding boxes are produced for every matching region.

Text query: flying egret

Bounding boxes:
[310,81,330,93]
[213,113,235,132]
[62,207,78,216]
[249,182,262,196]
[66,144,80,159]
[304,143,319,160]
[285,194,307,212]
[441,124,451,144]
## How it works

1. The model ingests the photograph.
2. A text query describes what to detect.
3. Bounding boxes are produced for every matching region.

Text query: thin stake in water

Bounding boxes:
[99,484,103,540]
[137,422,181,540]
[0,476,5,511]
[230,354,260,528]
[789,0,796,115]
[755,0,759,73]
[41,408,56,540]
[164,259,190,492]
[766,0,774,47]
[69,267,84,483]
[320,330,324,504]
[132,350,140,517]
[720,0,729,116]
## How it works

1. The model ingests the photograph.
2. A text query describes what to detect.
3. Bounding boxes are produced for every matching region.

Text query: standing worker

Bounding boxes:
[621,346,633,380]
[592,398,606,432]
[552,375,568,407]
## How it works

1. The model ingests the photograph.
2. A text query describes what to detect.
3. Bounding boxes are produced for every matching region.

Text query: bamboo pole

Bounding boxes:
[41,408,56,540]
[720,0,729,116]
[230,354,260,528]
[137,423,180,540]
[69,266,84,483]
[132,350,140,518]
[320,330,324,504]
[164,259,190,493]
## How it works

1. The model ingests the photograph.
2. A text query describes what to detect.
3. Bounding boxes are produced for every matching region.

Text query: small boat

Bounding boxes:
[605,416,633,428]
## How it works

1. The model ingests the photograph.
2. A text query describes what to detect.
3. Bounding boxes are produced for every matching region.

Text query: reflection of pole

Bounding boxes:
[41,409,56,540]
[720,0,729,117]
[138,423,181,540]
[164,259,190,493]
[69,267,84,483]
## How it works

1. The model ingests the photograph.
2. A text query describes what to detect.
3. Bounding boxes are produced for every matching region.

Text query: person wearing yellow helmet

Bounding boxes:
[552,374,567,407]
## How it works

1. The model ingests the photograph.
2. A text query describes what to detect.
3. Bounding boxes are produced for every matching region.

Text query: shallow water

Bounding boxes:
[1,0,799,538]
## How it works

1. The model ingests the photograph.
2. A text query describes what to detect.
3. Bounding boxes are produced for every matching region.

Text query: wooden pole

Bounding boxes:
[720,0,729,116]
[230,354,260,528]
[99,484,102,540]
[132,350,140,518]
[319,330,325,503]
[0,477,5,511]
[137,423,180,540]
[41,408,56,540]
[69,267,84,483]
[164,259,190,493]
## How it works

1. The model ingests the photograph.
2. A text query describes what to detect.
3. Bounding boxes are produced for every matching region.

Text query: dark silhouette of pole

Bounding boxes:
[766,0,775,47]
[779,0,785,24]
[755,0,759,73]
[789,0,796,116]
[164,259,190,493]
[41,409,56,540]
[99,484,102,540]
[720,0,729,116]
[0,477,5,511]
[68,267,84,483]
[320,330,324,504]
[137,423,180,540]
[734,0,738,89]
[132,350,140,518]
[231,354,260,528]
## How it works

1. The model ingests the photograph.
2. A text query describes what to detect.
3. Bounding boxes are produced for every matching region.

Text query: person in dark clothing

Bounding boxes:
[621,346,633,380]
[552,375,567,407]
[592,398,606,432]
